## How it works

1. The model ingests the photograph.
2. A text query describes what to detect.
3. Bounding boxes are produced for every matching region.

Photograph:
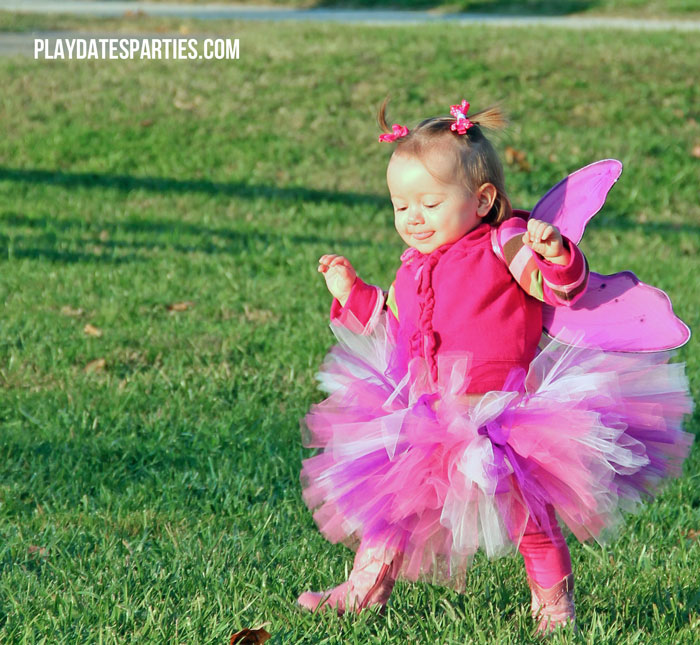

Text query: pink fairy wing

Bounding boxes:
[530,159,623,244]
[523,159,690,352]
[542,272,690,352]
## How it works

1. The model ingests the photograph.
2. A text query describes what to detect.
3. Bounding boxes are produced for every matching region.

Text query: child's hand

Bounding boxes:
[318,254,357,306]
[522,219,571,265]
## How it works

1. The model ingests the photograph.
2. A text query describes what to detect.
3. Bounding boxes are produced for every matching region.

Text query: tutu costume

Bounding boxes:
[300,214,693,592]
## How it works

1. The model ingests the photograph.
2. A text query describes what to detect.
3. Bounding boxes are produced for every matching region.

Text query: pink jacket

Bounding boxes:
[331,218,588,393]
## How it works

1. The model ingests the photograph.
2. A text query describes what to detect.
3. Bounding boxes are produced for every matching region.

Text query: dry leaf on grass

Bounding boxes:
[61,305,84,317]
[167,301,195,312]
[692,144,700,159]
[173,91,202,112]
[84,358,106,373]
[243,304,276,324]
[84,324,103,338]
[28,545,48,558]
[504,146,531,172]
[230,627,271,645]
[684,529,700,540]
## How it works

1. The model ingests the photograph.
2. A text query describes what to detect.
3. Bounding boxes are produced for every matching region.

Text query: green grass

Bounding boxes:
[0,14,699,644]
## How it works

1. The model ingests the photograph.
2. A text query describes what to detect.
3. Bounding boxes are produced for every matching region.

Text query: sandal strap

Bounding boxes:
[529,573,574,608]
[529,574,576,632]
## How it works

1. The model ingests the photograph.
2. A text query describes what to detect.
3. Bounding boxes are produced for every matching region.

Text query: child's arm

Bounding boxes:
[318,254,387,332]
[496,217,589,306]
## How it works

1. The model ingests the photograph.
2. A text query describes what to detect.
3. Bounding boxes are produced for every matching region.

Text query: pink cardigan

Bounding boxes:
[331,218,588,393]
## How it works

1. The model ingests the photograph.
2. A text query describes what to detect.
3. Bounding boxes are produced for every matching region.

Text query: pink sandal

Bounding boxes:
[529,573,576,634]
[298,545,402,615]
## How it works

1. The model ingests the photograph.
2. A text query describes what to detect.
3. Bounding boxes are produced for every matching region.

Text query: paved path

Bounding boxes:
[3,0,700,30]
[0,30,191,56]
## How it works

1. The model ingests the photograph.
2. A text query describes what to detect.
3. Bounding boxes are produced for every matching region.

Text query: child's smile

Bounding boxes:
[387,151,493,254]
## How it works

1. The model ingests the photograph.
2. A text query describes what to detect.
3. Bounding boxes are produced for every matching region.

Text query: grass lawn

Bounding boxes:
[0,12,699,644]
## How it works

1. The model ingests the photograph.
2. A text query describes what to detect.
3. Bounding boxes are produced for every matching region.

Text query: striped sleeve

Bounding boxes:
[494,217,589,307]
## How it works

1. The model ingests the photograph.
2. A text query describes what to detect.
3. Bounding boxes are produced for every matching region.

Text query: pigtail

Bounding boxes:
[468,104,508,132]
[377,95,392,134]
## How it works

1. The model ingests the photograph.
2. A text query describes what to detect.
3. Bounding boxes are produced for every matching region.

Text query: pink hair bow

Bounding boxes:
[378,124,409,143]
[450,100,474,135]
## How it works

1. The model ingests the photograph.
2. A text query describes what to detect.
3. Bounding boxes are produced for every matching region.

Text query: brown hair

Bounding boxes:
[378,98,512,225]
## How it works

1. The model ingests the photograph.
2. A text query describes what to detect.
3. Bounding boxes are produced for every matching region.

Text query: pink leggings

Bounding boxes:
[517,506,572,589]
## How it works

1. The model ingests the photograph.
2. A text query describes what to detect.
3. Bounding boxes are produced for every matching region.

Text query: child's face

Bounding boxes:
[387,152,487,254]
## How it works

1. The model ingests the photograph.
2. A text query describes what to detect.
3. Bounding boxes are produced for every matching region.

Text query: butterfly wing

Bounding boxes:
[526,159,690,351]
[530,159,623,243]
[543,272,690,352]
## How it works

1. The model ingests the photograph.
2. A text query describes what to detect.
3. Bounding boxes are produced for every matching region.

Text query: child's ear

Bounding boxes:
[475,183,498,218]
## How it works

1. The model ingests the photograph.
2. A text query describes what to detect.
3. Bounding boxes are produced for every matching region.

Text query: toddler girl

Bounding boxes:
[297,100,693,632]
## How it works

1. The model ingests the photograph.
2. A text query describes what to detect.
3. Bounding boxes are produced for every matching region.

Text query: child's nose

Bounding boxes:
[407,206,424,225]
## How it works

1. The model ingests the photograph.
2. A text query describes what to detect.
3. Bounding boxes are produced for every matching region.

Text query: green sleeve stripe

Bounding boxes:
[528,268,545,302]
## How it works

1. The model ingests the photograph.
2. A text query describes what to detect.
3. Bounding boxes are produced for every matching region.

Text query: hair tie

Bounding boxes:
[378,124,409,143]
[450,100,474,135]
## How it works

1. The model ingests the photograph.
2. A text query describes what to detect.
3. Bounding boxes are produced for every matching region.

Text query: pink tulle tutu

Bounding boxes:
[300,315,694,588]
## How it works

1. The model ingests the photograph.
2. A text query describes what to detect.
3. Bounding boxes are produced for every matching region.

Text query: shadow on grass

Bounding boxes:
[312,0,600,16]
[0,210,389,266]
[0,238,143,265]
[0,167,385,210]
[1,166,697,269]
[0,165,391,264]
[0,213,382,254]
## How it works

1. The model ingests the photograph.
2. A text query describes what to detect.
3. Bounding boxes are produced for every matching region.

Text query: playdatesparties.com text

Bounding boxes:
[34,38,240,60]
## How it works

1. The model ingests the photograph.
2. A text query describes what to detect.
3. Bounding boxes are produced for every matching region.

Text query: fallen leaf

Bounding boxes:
[692,144,700,159]
[684,529,700,540]
[504,146,531,172]
[140,119,154,128]
[28,545,48,557]
[61,305,85,317]
[84,324,103,338]
[243,304,276,324]
[167,301,195,312]
[84,358,106,373]
[230,628,271,645]
[173,91,202,111]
